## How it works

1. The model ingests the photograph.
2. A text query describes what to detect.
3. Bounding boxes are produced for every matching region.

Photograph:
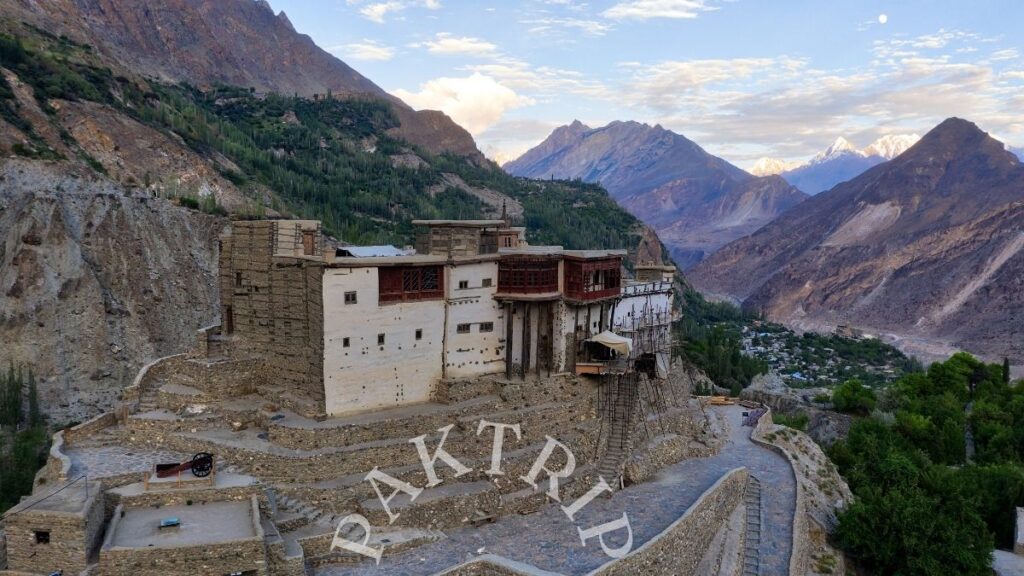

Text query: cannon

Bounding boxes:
[155,452,215,478]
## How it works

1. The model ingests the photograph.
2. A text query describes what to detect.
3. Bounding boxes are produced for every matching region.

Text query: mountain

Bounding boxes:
[0,0,483,161]
[778,134,920,194]
[505,120,808,268]
[863,134,920,159]
[750,157,800,176]
[1008,144,1024,161]
[690,118,1024,364]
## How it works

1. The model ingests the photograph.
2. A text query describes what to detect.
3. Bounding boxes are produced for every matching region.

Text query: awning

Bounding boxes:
[586,331,633,356]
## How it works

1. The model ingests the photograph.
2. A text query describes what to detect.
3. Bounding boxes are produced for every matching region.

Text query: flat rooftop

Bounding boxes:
[3,480,100,518]
[412,219,507,227]
[327,253,500,268]
[109,501,257,549]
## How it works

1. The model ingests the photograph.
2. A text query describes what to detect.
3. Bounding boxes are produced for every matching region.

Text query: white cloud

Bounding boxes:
[350,0,440,23]
[414,33,498,57]
[522,17,612,36]
[603,0,717,20]
[359,2,403,23]
[331,40,396,61]
[392,73,535,135]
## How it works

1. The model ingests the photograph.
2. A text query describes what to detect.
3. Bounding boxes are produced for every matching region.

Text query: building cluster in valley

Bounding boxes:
[0,218,739,576]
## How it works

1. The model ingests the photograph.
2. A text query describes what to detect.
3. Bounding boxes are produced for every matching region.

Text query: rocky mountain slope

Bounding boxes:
[0,159,223,423]
[0,0,483,161]
[505,120,807,268]
[754,134,920,195]
[690,118,1024,364]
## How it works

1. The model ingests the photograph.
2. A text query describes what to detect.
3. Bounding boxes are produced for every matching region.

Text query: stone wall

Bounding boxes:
[45,430,71,482]
[4,486,104,575]
[588,467,748,576]
[98,498,266,576]
[64,412,118,445]
[0,532,6,570]
[220,221,325,417]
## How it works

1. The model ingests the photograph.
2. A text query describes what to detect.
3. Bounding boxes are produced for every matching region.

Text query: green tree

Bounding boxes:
[832,379,876,415]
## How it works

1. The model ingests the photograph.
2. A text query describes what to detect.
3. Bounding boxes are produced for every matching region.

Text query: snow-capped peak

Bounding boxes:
[749,157,801,176]
[811,137,862,164]
[863,134,921,160]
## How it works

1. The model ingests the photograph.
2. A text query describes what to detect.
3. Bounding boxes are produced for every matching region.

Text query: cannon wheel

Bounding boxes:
[190,452,214,478]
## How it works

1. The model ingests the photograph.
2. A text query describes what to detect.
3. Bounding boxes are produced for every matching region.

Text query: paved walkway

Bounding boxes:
[66,445,189,479]
[320,405,796,575]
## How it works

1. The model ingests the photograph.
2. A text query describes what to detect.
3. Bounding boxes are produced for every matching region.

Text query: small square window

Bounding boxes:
[456,324,471,334]
[344,291,357,305]
[377,333,385,345]
[342,337,350,348]
[479,322,494,333]
[35,531,50,544]
[458,280,469,289]
[416,329,423,340]
[482,278,492,287]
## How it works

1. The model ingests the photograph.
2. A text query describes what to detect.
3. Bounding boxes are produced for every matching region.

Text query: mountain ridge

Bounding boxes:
[505,120,807,267]
[690,117,1024,364]
[0,0,485,161]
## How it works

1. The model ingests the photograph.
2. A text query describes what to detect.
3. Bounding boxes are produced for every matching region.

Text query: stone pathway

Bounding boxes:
[319,405,796,575]
[66,445,190,479]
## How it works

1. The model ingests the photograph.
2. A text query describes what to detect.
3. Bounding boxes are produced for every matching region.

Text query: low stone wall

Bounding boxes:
[98,498,266,576]
[749,409,810,576]
[0,532,6,570]
[587,467,748,576]
[64,412,118,445]
[46,430,72,482]
[623,434,689,485]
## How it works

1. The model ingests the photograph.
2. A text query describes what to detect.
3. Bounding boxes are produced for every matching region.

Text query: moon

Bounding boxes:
[878,13,888,24]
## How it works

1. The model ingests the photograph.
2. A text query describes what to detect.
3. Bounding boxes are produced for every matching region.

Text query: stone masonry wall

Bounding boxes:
[5,490,104,575]
[589,467,748,576]
[220,221,325,417]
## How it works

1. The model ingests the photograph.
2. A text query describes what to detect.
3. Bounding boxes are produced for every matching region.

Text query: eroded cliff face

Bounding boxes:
[0,160,223,423]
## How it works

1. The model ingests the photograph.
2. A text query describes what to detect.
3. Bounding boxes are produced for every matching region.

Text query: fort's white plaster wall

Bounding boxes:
[445,262,505,379]
[323,268,443,415]
[615,281,673,330]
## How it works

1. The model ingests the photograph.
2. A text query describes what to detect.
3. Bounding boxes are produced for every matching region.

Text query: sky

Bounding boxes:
[267,0,1024,168]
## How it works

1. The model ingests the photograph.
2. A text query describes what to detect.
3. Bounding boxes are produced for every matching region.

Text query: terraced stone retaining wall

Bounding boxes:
[587,467,748,576]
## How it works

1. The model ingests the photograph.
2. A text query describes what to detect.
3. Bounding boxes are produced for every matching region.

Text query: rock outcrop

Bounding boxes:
[0,159,223,423]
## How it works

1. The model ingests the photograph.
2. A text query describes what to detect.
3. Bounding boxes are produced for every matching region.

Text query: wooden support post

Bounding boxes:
[505,301,513,379]
[523,303,532,380]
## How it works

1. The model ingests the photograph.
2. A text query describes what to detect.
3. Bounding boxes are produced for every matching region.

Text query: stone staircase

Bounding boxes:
[742,475,762,576]
[596,373,640,487]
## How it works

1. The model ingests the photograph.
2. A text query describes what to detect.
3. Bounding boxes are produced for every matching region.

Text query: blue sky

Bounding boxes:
[267,0,1024,167]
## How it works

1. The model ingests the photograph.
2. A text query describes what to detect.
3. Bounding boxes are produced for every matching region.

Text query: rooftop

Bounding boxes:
[327,253,500,268]
[335,245,412,258]
[412,219,507,228]
[108,500,258,549]
[3,480,101,518]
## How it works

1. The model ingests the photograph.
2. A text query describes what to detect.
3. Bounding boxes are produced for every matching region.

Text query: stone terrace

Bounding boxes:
[321,404,796,575]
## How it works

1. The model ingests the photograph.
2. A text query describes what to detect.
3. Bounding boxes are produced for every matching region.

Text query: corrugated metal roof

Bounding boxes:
[336,245,410,258]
